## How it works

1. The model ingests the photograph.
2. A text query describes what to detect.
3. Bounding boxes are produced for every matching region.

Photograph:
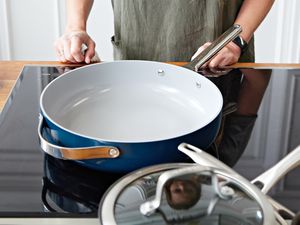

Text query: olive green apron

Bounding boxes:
[111,0,254,62]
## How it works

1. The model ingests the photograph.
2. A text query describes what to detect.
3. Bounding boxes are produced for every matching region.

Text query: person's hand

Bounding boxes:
[54,30,96,64]
[191,41,242,68]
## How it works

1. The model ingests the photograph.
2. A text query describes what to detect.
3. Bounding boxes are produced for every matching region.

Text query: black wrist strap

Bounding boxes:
[233,36,248,54]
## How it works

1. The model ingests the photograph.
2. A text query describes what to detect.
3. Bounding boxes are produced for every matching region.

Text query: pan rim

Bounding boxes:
[40,60,223,143]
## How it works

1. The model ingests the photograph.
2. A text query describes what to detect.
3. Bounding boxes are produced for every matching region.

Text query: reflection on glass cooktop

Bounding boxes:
[0,65,299,217]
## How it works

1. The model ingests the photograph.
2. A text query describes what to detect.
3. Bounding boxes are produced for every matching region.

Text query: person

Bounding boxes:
[54,0,274,67]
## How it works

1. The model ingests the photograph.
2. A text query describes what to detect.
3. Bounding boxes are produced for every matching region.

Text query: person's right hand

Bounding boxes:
[191,41,241,68]
[54,30,96,64]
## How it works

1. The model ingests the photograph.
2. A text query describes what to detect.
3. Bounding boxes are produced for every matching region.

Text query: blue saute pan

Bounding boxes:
[38,25,241,172]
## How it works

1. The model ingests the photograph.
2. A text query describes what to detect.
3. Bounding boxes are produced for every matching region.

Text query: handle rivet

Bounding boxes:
[196,82,201,88]
[157,69,165,76]
[109,148,119,157]
[220,186,235,197]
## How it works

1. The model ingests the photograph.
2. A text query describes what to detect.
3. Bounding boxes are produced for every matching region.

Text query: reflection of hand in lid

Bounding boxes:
[165,175,202,210]
[198,67,233,77]
[217,69,271,167]
[56,66,75,75]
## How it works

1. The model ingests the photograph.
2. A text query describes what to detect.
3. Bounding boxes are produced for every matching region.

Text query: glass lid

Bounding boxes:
[99,164,268,225]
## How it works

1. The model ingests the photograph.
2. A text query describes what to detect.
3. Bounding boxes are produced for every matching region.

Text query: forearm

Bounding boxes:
[234,0,274,42]
[66,0,94,32]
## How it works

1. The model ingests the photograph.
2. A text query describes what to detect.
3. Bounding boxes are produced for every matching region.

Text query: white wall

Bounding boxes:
[0,0,114,61]
[254,0,300,63]
[0,0,299,63]
[0,0,61,60]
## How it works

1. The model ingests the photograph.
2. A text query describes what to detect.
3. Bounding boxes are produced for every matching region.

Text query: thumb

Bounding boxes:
[191,42,212,61]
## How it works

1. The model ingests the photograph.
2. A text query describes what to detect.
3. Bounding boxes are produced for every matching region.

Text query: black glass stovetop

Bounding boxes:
[0,65,299,217]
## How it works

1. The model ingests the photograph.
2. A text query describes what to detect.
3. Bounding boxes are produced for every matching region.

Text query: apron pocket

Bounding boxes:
[111,35,123,60]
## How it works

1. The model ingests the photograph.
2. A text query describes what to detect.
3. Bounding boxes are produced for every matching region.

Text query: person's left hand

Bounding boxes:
[191,41,242,68]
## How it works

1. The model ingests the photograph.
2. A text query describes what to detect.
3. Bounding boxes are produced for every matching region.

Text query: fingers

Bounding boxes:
[207,52,231,68]
[84,39,96,64]
[62,37,77,63]
[54,40,67,62]
[54,31,96,64]
[208,42,240,67]
[192,42,241,68]
[70,35,85,62]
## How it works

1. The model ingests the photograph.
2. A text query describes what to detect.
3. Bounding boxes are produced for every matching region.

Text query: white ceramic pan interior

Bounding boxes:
[40,61,223,142]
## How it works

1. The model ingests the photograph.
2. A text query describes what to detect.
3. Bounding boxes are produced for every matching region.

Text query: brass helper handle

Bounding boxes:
[38,114,120,160]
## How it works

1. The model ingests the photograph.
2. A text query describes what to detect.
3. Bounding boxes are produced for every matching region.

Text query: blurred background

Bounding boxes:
[0,0,300,62]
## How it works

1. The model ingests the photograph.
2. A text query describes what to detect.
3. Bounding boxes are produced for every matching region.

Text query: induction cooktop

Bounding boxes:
[0,65,299,217]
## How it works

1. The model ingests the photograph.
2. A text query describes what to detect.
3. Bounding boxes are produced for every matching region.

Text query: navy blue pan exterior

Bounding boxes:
[42,112,221,172]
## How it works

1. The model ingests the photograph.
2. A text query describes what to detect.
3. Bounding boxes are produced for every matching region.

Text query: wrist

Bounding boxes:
[232,36,248,54]
[65,22,87,33]
[65,27,87,34]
